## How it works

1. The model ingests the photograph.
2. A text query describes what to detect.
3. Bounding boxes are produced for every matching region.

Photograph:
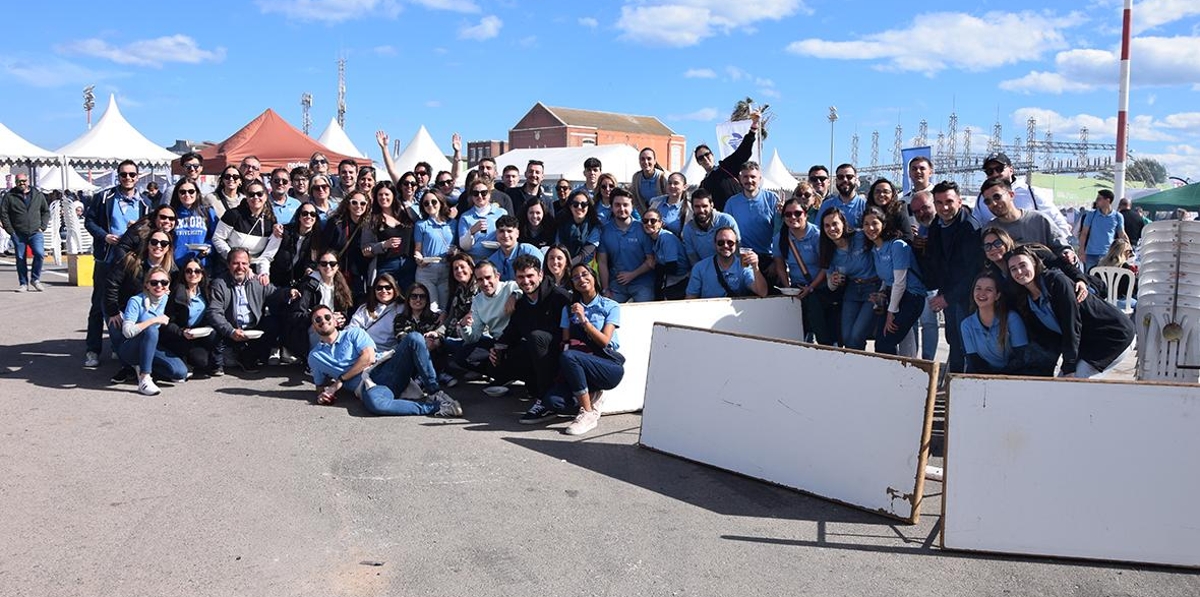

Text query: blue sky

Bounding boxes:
[2,0,1199,180]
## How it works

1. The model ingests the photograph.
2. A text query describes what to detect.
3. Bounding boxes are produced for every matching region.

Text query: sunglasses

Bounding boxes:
[147,239,171,248]
[808,176,829,183]
[421,200,440,207]
[794,192,814,199]
[312,158,328,164]
[349,200,368,207]
[184,163,202,171]
[184,268,204,275]
[312,313,333,323]
[147,279,171,288]
[299,211,318,218]
[375,285,394,291]
[983,239,1007,251]
[223,173,242,180]
[318,260,339,267]
[983,193,1006,205]
[158,214,177,221]
[600,184,615,190]
[471,190,488,197]
[119,172,138,179]
[15,179,28,184]
[836,174,856,180]
[642,218,660,225]
[272,179,290,185]
[437,179,454,186]
[178,189,198,195]
[984,165,1006,175]
[557,186,571,192]
[409,293,428,300]
[784,211,805,218]
[414,171,429,176]
[570,201,589,208]
[715,240,737,247]
[246,191,266,198]
[400,180,417,187]
[312,184,330,190]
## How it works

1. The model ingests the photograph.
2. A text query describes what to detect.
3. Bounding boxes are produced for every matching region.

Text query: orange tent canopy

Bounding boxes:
[177,109,372,174]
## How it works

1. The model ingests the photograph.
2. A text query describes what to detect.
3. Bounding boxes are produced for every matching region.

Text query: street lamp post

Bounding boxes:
[828,106,839,168]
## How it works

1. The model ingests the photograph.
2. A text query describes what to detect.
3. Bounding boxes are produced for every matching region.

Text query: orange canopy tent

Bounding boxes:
[177,109,372,174]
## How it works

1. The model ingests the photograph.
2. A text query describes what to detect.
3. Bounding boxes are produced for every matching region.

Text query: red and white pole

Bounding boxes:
[1113,0,1133,203]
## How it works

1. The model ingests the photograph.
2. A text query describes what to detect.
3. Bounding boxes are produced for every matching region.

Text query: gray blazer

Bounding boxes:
[206,275,280,338]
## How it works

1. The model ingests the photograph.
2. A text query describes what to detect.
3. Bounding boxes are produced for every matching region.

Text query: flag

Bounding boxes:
[715,120,760,163]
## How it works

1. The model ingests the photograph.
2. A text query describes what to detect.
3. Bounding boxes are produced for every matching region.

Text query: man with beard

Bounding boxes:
[909,190,941,361]
[681,189,740,265]
[207,247,286,374]
[926,182,983,374]
[980,178,1074,260]
[685,226,767,299]
[818,163,867,227]
[723,160,778,274]
[598,189,657,303]
[973,151,1072,240]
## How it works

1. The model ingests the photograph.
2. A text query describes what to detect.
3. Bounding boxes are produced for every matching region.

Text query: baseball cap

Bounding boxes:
[982,151,1012,169]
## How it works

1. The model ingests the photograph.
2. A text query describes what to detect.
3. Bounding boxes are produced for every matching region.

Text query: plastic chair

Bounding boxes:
[1135,304,1200,383]
[1091,266,1136,314]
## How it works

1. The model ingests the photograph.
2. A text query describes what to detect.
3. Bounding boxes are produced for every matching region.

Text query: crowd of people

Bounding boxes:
[2,113,1154,434]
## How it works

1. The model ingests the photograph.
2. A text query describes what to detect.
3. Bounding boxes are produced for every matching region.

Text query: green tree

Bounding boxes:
[1127,157,1167,185]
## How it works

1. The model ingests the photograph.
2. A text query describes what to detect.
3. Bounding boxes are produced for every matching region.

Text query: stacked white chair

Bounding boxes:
[1134,220,1200,383]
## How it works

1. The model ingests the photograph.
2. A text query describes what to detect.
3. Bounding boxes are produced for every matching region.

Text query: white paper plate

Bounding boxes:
[242,330,265,340]
[421,256,442,264]
[190,326,213,338]
[482,385,510,397]
[186,243,210,251]
[775,286,801,296]
[481,241,500,249]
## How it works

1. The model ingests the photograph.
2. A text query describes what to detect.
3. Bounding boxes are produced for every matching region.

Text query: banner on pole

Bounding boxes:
[900,146,932,194]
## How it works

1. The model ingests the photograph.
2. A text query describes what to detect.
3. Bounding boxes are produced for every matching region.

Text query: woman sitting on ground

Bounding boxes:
[161,257,221,377]
[288,250,354,361]
[118,267,189,396]
[348,273,403,351]
[960,271,1052,376]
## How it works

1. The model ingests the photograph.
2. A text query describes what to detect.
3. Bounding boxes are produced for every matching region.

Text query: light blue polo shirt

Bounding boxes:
[682,212,740,265]
[649,195,685,236]
[1027,278,1063,334]
[270,196,302,224]
[1084,209,1124,256]
[961,311,1030,369]
[724,189,778,255]
[599,220,655,288]
[488,242,544,281]
[773,223,821,286]
[652,229,689,277]
[458,206,507,260]
[308,326,373,389]
[828,232,874,280]
[560,294,621,350]
[818,195,867,228]
[872,238,927,295]
[686,256,757,298]
[415,218,455,258]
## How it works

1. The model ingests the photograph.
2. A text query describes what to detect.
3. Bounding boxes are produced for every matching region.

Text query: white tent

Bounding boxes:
[55,95,177,167]
[0,122,59,166]
[34,164,98,193]
[762,149,799,191]
[491,145,642,183]
[317,117,367,159]
[390,125,452,178]
[681,152,707,186]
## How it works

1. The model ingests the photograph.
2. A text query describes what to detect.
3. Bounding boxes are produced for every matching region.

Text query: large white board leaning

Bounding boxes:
[942,375,1200,568]
[639,324,936,523]
[602,296,805,414]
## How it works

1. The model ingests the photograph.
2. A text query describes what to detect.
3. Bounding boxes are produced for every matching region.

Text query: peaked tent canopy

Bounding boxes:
[1134,182,1200,212]
[317,117,367,159]
[188,109,371,174]
[56,95,178,167]
[491,144,642,183]
[34,164,99,193]
[763,149,799,191]
[389,126,452,178]
[0,122,59,166]
[681,152,707,186]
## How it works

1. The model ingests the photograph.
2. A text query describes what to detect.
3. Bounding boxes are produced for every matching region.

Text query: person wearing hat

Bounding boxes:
[973,151,1073,242]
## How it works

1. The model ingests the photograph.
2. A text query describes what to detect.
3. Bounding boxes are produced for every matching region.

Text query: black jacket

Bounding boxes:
[84,187,149,261]
[271,223,318,287]
[499,279,571,347]
[700,129,756,211]
[927,205,983,307]
[1020,269,1135,375]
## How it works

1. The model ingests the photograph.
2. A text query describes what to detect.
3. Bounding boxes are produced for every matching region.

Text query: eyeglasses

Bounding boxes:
[557,186,571,192]
[715,239,737,247]
[312,158,328,165]
[642,218,660,225]
[312,184,330,190]
[246,191,266,198]
[178,189,197,195]
[184,163,202,171]
[312,313,333,323]
[147,239,171,248]
[437,179,454,186]
[409,293,428,300]
[421,200,440,207]
[836,174,855,180]
[119,172,138,179]
[272,178,290,185]
[147,279,171,288]
[318,260,339,267]
[375,284,394,291]
[983,165,1006,175]
[982,193,1006,205]
[157,214,177,221]
[600,184,615,190]
[184,268,203,275]
[808,176,829,183]
[570,201,589,208]
[223,174,241,180]
[784,211,805,219]
[697,152,713,160]
[299,211,318,218]
[983,239,1007,251]
[414,171,429,177]
[349,200,368,207]
[471,190,488,197]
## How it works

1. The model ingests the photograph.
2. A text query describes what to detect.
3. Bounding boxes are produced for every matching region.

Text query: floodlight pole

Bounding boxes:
[828,106,839,168]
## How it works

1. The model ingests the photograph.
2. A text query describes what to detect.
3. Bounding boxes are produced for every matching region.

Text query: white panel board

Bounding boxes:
[942,376,1200,567]
[603,296,805,414]
[639,324,935,522]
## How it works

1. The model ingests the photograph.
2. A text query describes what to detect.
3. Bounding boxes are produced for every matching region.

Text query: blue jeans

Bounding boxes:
[942,299,969,373]
[542,349,624,413]
[874,292,927,355]
[917,295,940,361]
[87,261,109,354]
[840,281,878,350]
[608,279,654,303]
[11,231,44,285]
[361,332,439,416]
[116,325,188,380]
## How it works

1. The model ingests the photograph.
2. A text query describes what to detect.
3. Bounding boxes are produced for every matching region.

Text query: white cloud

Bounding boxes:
[1,55,123,88]
[410,0,478,13]
[683,68,716,79]
[1141,144,1200,180]
[786,11,1082,75]
[256,0,388,23]
[617,0,807,47]
[518,35,537,47]
[669,108,720,122]
[373,45,397,56]
[1001,36,1200,93]
[578,17,598,28]
[1158,113,1200,133]
[425,100,442,108]
[459,15,502,40]
[57,35,225,68]
[1132,0,1200,34]
[1012,107,1185,143]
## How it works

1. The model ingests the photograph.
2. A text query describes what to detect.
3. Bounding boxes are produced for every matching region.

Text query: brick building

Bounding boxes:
[508,103,687,172]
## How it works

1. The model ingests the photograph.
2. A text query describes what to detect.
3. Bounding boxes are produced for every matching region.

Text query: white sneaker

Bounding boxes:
[138,377,162,396]
[16,284,27,292]
[83,351,100,369]
[31,280,45,291]
[268,348,281,366]
[565,409,600,436]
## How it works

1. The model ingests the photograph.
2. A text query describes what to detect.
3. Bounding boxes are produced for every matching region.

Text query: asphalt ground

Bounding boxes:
[1,257,1194,597]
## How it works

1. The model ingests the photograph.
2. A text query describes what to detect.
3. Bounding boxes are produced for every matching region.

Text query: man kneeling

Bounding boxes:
[308,305,461,417]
